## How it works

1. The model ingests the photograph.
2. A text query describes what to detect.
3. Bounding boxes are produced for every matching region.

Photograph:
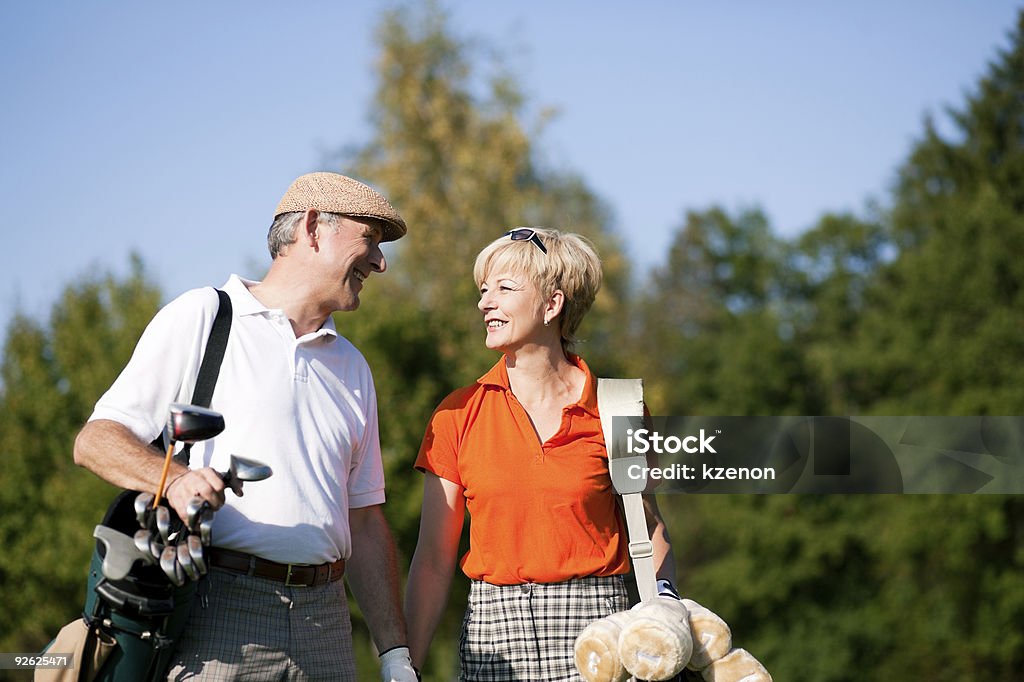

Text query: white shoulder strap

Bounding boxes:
[597,378,658,603]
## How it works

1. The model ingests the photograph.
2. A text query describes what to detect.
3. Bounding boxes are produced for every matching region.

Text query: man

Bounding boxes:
[73,172,419,681]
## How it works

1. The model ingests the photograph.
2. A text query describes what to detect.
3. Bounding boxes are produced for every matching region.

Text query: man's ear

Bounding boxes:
[303,209,321,248]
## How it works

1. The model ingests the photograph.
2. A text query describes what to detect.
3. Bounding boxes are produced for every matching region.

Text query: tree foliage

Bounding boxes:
[332,3,630,675]
[2,5,1024,682]
[0,256,160,661]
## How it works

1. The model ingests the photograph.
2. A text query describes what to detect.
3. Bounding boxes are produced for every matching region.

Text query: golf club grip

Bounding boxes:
[152,442,177,509]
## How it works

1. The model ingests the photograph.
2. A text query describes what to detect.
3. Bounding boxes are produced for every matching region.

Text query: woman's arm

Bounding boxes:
[405,472,466,668]
[643,493,677,585]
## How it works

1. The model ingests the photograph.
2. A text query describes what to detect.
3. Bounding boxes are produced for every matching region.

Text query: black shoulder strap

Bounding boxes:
[190,288,232,408]
[173,288,232,465]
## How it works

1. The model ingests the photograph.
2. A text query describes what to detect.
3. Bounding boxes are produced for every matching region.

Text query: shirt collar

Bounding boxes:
[477,353,600,417]
[221,274,339,342]
[222,274,269,317]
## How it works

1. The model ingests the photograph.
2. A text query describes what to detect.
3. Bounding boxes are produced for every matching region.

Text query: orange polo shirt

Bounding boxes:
[415,354,630,585]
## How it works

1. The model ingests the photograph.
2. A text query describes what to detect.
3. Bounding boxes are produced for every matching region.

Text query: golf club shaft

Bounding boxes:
[152,440,176,509]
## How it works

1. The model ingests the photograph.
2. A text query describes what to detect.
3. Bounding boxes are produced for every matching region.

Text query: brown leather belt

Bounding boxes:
[208,547,345,587]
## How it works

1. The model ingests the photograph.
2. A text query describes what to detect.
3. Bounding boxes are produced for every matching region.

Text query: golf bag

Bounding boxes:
[81,490,198,681]
[43,289,231,682]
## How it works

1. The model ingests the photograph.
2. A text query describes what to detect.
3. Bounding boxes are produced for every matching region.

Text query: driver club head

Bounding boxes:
[160,545,185,587]
[167,403,225,444]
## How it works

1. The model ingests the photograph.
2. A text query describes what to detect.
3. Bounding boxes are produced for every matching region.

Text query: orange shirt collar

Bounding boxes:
[477,353,600,417]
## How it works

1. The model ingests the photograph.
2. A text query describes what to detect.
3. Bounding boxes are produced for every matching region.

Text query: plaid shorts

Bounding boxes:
[165,568,356,681]
[459,575,629,681]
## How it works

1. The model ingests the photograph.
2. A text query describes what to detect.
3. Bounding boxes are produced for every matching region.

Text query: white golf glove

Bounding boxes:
[379,646,419,682]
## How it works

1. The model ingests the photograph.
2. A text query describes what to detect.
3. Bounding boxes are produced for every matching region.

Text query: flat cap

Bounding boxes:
[274,172,407,242]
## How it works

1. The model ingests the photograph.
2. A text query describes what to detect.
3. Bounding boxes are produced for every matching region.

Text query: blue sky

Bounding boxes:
[2,1,1021,333]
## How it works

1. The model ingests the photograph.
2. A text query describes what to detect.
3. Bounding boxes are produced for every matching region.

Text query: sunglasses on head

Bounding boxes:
[504,228,548,254]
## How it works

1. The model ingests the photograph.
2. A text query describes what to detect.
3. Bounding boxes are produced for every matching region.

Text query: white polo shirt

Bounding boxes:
[90,274,385,564]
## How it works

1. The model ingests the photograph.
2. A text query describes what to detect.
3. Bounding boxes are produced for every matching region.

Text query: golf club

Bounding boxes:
[160,545,185,587]
[177,542,199,582]
[199,507,214,546]
[187,534,207,575]
[156,505,171,544]
[93,526,156,581]
[153,403,225,509]
[149,537,165,561]
[186,496,205,533]
[197,454,275,517]
[134,492,155,528]
[133,529,153,555]
[223,455,274,489]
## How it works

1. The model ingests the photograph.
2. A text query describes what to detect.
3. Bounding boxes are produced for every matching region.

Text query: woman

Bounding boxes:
[405,227,676,681]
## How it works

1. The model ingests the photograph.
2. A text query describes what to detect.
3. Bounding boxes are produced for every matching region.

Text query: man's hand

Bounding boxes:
[379,646,419,682]
[164,467,226,520]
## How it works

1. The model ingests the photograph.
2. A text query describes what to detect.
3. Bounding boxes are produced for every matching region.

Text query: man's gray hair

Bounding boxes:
[267,211,342,258]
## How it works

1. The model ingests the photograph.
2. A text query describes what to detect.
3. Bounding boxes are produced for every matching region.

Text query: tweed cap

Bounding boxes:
[274,172,407,242]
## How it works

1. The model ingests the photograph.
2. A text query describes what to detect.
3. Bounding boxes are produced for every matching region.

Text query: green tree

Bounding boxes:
[332,4,630,676]
[0,256,161,663]
[629,206,815,415]
[789,211,891,413]
[848,13,1024,415]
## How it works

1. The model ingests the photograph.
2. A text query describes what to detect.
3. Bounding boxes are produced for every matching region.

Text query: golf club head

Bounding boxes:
[133,529,153,554]
[177,542,199,582]
[93,526,154,580]
[149,537,165,561]
[134,492,155,527]
[167,403,225,444]
[186,496,205,532]
[226,455,273,483]
[156,505,171,544]
[187,534,207,576]
[199,508,214,546]
[160,545,185,587]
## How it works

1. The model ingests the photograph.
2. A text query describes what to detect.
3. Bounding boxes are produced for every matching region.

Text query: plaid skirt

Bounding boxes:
[459,575,629,682]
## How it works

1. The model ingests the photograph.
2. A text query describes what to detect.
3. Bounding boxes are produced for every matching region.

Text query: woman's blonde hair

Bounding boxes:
[473,227,603,353]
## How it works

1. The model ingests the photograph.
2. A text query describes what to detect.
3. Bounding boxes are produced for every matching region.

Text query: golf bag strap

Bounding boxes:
[191,289,232,408]
[597,377,657,603]
[175,288,232,465]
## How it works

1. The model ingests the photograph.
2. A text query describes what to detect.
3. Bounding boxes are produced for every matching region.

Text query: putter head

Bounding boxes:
[167,403,225,444]
[160,545,185,587]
